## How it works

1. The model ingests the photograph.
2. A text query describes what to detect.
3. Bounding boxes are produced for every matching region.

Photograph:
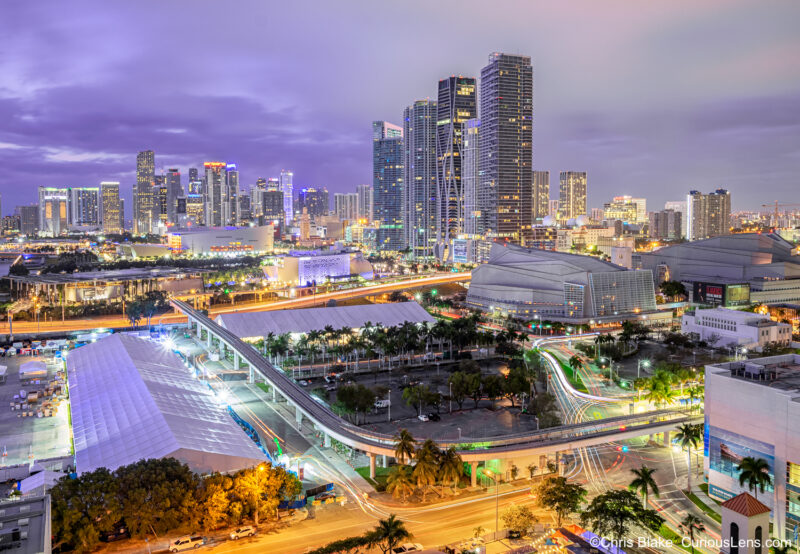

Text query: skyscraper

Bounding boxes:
[603,195,646,224]
[204,162,227,227]
[101,181,122,233]
[356,184,372,221]
[134,150,155,234]
[478,53,533,244]
[38,187,69,237]
[280,170,294,226]
[334,193,359,221]
[686,189,731,241]
[532,171,550,224]
[372,121,404,251]
[68,187,100,228]
[461,119,480,236]
[665,200,687,238]
[166,168,182,224]
[404,99,438,258]
[225,163,239,225]
[15,205,39,236]
[297,187,329,218]
[558,171,588,220]
[649,209,682,240]
[436,75,477,242]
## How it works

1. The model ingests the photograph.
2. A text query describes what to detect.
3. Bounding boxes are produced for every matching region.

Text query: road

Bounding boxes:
[3,272,469,335]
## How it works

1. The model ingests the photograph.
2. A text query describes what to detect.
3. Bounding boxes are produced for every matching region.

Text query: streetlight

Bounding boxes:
[449,382,452,414]
[482,469,500,536]
[255,463,265,528]
[387,389,391,422]
[637,359,651,378]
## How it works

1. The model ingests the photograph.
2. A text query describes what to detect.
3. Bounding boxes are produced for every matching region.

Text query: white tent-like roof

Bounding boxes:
[215,301,436,339]
[67,334,266,475]
[19,361,47,378]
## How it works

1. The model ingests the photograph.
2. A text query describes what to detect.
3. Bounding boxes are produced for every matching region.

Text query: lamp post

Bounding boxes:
[637,359,651,378]
[449,382,452,414]
[483,469,500,537]
[387,389,391,422]
[255,463,265,528]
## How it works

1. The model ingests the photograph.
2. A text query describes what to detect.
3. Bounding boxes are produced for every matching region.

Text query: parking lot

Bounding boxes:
[0,354,72,468]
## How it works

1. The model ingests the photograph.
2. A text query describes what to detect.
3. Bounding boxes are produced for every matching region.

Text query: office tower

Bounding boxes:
[204,162,227,227]
[280,170,294,226]
[532,171,550,224]
[188,167,198,183]
[461,119,480,236]
[603,196,646,224]
[558,171,588,220]
[68,187,100,227]
[38,187,69,236]
[15,205,39,236]
[237,192,251,225]
[478,53,533,244]
[548,199,560,219]
[166,168,182,224]
[185,194,205,226]
[590,207,604,222]
[1,215,19,235]
[297,187,329,218]
[436,75,477,241]
[156,185,168,226]
[649,209,682,240]
[372,121,404,251]
[686,188,731,241]
[225,163,239,225]
[188,172,203,195]
[665,200,687,238]
[134,150,155,234]
[262,183,284,228]
[334,193,359,221]
[403,99,438,258]
[100,181,122,233]
[356,184,372,221]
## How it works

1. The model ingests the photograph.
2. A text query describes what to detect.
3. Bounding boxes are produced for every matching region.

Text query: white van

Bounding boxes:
[374,399,391,409]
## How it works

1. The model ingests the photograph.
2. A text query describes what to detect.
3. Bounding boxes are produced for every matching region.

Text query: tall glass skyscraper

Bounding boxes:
[403,100,438,259]
[461,119,480,237]
[436,76,476,242]
[558,171,588,220]
[532,170,550,224]
[204,162,227,227]
[372,121,404,251]
[134,150,155,234]
[280,170,293,226]
[101,181,122,233]
[478,53,533,244]
[166,168,182,225]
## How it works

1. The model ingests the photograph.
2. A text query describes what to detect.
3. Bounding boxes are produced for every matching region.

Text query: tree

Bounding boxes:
[394,429,416,464]
[660,280,687,299]
[402,384,431,417]
[501,504,537,535]
[482,374,504,409]
[504,365,529,408]
[537,476,587,527]
[629,465,660,508]
[580,489,663,542]
[674,423,703,492]
[737,457,772,500]
[466,372,483,408]
[412,449,439,502]
[529,392,561,428]
[681,514,705,554]
[448,372,469,409]
[368,514,412,554]
[526,463,538,479]
[437,446,464,494]
[386,466,414,503]
[568,355,582,373]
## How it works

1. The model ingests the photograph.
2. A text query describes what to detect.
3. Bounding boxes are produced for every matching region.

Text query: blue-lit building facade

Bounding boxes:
[372,121,404,252]
[403,100,438,259]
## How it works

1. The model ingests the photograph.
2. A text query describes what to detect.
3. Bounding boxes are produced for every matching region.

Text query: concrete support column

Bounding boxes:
[381,455,387,468]
[663,431,670,447]
[559,452,566,476]
[324,434,331,448]
[271,386,277,403]
[234,353,240,370]
[295,407,302,426]
[470,461,478,488]
[206,329,212,348]
[369,453,376,479]
[248,366,254,384]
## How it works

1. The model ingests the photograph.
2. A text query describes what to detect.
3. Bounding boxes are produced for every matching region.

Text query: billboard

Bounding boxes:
[693,282,750,307]
[452,239,469,264]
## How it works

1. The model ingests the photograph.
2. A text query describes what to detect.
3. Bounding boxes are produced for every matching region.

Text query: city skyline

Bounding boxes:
[1,1,798,212]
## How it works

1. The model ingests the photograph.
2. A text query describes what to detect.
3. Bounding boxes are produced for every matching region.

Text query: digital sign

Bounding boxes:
[693,282,750,307]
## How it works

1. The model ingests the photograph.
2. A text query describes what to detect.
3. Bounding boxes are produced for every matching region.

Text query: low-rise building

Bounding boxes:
[264,248,373,286]
[705,353,800,541]
[682,307,792,351]
[167,225,274,255]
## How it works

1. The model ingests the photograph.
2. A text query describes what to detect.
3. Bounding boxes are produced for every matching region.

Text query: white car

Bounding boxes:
[417,414,429,422]
[169,535,204,552]
[298,380,309,386]
[230,526,255,540]
[391,543,423,554]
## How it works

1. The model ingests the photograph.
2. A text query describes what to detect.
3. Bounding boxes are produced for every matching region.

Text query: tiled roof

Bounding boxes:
[720,492,771,517]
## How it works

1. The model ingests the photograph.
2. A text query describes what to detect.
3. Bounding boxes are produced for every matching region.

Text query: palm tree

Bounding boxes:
[737,457,772,500]
[369,514,412,554]
[629,465,660,508]
[680,514,705,554]
[675,423,703,492]
[394,429,416,465]
[437,447,464,494]
[412,455,438,502]
[472,525,485,539]
[385,466,414,503]
[568,355,582,374]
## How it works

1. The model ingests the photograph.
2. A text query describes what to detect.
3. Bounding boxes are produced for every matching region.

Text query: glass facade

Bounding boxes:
[373,121,404,251]
[708,425,775,494]
[589,270,656,316]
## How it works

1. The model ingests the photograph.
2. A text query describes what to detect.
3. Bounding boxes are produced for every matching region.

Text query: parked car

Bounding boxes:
[230,526,255,540]
[298,380,309,386]
[324,374,338,383]
[391,543,424,554]
[426,413,440,422]
[316,492,336,501]
[374,399,391,409]
[100,526,130,543]
[169,535,204,552]
[417,414,429,422]
[325,384,337,392]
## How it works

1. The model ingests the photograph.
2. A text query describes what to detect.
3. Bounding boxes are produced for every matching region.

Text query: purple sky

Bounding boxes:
[1,0,799,214]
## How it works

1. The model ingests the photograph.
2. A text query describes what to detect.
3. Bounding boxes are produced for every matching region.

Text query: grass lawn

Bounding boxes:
[256,382,271,395]
[546,351,588,392]
[686,491,722,523]
[355,466,392,491]
[659,524,692,552]
[699,483,722,506]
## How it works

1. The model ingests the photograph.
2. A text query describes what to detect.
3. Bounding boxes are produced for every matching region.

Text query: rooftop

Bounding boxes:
[6,266,206,284]
[708,353,800,392]
[720,492,771,517]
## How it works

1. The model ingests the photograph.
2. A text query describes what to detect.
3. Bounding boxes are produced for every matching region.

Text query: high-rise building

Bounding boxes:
[69,187,100,228]
[188,167,198,183]
[185,194,205,226]
[156,185,169,226]
[188,168,203,195]
[686,189,731,241]
[15,205,39,236]
[166,168,182,224]
[436,75,477,241]
[461,119,480,236]
[204,162,227,227]
[478,53,533,244]
[38,187,69,237]
[649,209,682,240]
[262,182,284,231]
[225,163,239,225]
[134,150,155,234]
[532,171,550,224]
[280,170,294,226]
[100,181,122,234]
[404,99,438,258]
[334,193,359,221]
[558,171,588,220]
[297,187,329,218]
[237,192,251,225]
[665,200,687,238]
[372,121,404,251]
[603,196,646,224]
[356,184,372,221]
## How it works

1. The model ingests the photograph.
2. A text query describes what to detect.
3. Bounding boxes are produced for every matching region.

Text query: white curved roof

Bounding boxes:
[67,334,265,475]
[215,301,435,339]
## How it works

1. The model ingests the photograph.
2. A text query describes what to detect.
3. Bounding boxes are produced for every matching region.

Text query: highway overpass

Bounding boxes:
[171,299,701,483]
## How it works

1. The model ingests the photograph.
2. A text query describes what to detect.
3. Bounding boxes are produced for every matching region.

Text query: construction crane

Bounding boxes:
[761,201,800,226]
